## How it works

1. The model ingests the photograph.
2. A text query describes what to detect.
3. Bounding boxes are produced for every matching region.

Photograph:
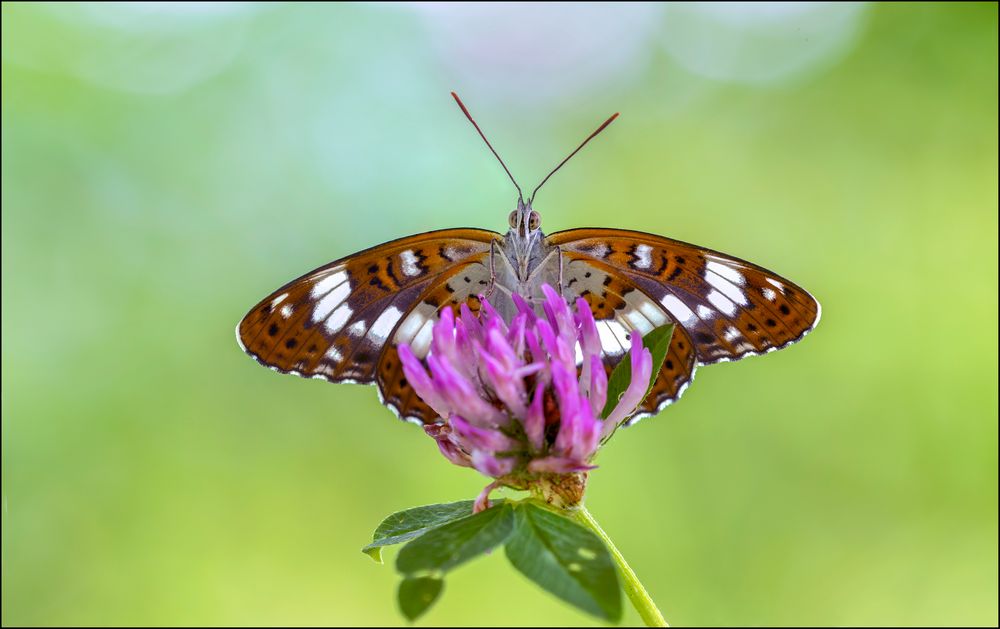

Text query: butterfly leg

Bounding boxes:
[557,246,565,293]
[484,239,499,299]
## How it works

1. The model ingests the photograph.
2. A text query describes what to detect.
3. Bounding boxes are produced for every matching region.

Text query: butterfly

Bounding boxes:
[237,93,820,426]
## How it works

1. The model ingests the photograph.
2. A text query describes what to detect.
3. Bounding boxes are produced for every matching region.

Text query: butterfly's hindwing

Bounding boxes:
[550,228,821,366]
[633,326,697,421]
[376,260,494,424]
[562,258,699,418]
[237,229,499,412]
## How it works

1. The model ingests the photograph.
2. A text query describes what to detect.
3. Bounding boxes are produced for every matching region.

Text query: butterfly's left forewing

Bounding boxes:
[237,228,500,423]
[550,228,821,365]
[550,228,820,419]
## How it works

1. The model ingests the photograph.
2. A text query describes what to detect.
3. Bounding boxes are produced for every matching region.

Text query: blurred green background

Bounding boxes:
[2,2,997,626]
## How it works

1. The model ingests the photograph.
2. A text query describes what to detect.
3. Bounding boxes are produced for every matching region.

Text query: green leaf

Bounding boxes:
[398,576,444,621]
[640,323,675,397]
[504,502,622,622]
[396,502,515,575]
[601,323,675,419]
[363,500,484,562]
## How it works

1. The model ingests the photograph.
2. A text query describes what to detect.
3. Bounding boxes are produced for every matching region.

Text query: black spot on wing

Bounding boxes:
[386,259,399,285]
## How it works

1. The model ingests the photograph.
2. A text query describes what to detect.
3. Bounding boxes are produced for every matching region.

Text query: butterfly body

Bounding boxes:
[237,96,820,426]
[486,200,561,320]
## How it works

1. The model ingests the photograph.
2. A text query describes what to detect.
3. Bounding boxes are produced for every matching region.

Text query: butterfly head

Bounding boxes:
[508,198,542,239]
[506,198,544,273]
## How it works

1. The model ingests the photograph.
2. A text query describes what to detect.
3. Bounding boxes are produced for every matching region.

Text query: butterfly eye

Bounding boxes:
[508,210,519,229]
[528,211,541,231]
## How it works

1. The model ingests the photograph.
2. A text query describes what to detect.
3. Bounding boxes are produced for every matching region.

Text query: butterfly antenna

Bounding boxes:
[451,92,523,202]
[529,111,619,204]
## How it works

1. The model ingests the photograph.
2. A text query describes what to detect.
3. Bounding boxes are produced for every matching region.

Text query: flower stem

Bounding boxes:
[572,505,669,627]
